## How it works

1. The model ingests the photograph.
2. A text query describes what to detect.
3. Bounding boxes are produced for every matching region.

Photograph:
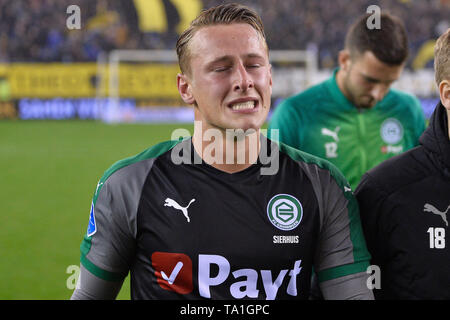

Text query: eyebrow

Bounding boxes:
[206,56,233,68]
[205,53,266,68]
[360,73,381,83]
[360,72,396,84]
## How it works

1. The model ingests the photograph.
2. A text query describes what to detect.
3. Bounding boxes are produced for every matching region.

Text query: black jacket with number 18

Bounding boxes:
[355,101,450,300]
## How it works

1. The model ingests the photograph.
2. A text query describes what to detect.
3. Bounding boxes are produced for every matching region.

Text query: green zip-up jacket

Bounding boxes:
[268,69,426,190]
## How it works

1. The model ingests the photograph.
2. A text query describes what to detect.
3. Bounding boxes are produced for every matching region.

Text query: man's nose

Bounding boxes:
[233,63,254,92]
[370,85,387,101]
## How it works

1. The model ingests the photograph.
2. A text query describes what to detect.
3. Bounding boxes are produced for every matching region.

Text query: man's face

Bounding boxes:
[339,50,404,109]
[178,23,272,132]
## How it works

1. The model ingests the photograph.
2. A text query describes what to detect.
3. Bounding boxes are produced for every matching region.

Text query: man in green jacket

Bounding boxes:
[269,13,426,190]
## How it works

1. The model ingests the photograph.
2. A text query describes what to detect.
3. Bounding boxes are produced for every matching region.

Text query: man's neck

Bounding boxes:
[192,125,261,173]
[335,69,350,102]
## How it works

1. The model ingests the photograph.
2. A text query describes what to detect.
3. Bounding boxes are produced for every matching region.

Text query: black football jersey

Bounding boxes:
[79,136,370,299]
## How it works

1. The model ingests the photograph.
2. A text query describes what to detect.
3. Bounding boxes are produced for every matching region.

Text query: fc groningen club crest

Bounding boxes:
[267,194,303,231]
[380,118,403,145]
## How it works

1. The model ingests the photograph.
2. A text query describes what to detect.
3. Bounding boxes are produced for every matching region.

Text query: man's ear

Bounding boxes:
[338,49,351,72]
[269,63,273,93]
[439,80,450,111]
[177,73,196,105]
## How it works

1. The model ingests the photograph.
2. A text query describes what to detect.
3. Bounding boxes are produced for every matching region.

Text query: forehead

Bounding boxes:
[353,51,403,81]
[189,23,268,62]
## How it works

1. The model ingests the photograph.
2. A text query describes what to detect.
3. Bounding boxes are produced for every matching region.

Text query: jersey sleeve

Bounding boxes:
[71,264,124,300]
[79,158,154,283]
[312,163,372,288]
[278,143,372,296]
[80,174,136,282]
[319,271,374,300]
[268,99,303,149]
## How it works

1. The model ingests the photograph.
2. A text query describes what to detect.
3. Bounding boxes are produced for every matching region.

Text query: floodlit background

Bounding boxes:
[0,0,448,299]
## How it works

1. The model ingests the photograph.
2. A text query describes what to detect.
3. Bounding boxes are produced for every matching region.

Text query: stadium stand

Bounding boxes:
[0,0,447,121]
[0,0,448,68]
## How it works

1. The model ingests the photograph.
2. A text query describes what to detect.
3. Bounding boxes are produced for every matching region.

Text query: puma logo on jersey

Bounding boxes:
[164,198,196,223]
[423,203,450,227]
[321,126,340,142]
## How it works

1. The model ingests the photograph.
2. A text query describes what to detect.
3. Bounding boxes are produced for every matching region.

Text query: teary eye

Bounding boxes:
[214,66,231,72]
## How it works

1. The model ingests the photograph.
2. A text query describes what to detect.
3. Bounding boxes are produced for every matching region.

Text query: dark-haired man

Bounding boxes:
[269,13,426,190]
[355,28,450,299]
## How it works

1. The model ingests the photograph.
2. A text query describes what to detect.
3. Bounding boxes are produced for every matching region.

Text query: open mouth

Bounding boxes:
[228,100,258,112]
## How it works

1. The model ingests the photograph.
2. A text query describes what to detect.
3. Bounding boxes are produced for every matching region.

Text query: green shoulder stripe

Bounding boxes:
[92,139,182,205]
[80,139,184,281]
[278,141,347,187]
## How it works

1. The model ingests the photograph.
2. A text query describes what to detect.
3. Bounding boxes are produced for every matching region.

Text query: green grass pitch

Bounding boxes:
[0,120,194,299]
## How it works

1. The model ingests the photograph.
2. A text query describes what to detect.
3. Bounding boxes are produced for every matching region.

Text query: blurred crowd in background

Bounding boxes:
[0,0,448,69]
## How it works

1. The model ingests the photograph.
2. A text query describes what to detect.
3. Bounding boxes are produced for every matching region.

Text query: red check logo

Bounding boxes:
[151,252,193,294]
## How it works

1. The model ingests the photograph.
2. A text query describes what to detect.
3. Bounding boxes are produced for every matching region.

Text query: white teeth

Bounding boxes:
[231,101,255,110]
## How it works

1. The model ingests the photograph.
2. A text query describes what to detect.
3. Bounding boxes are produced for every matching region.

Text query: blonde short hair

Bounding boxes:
[176,3,267,76]
[434,28,450,85]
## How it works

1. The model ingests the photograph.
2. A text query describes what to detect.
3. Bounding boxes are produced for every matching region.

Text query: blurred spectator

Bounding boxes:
[0,0,448,68]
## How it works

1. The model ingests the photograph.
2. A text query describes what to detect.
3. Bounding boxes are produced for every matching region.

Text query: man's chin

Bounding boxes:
[226,125,260,135]
[226,118,264,132]
[357,99,376,109]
